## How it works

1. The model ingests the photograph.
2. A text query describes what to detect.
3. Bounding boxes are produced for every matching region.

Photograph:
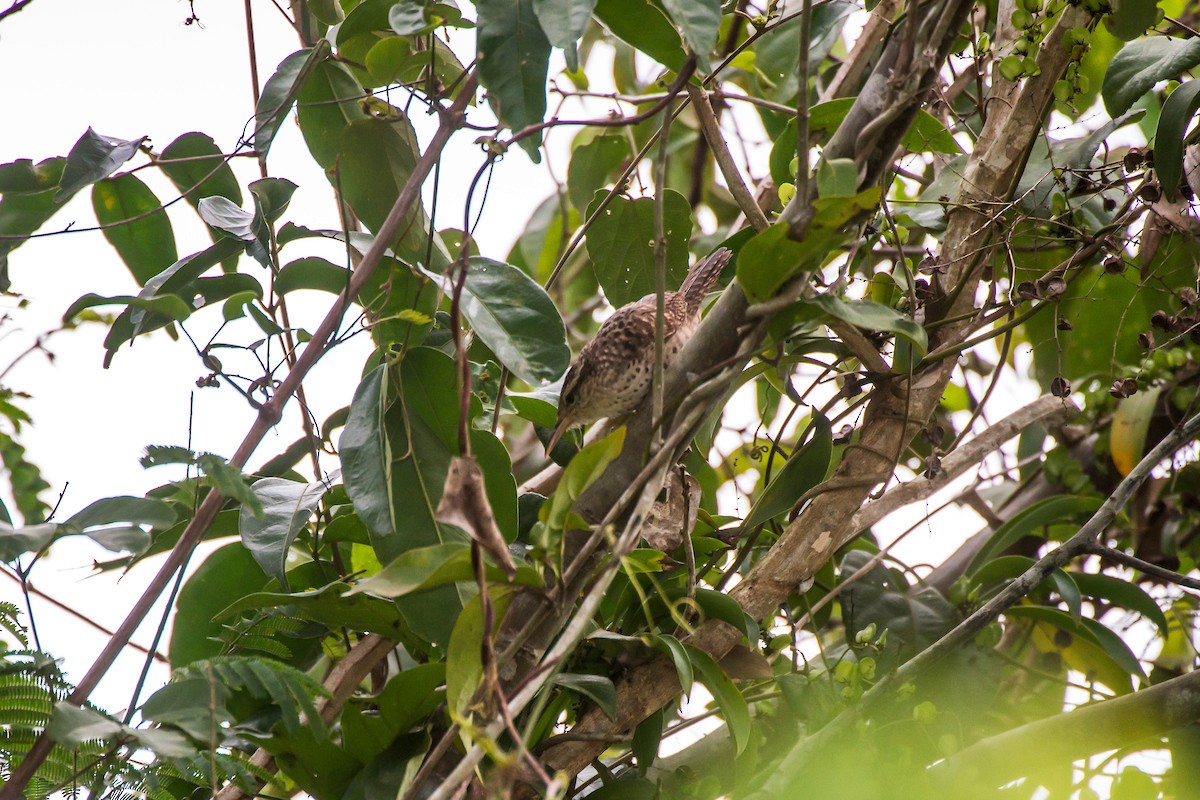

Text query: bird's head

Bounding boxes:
[546,362,587,452]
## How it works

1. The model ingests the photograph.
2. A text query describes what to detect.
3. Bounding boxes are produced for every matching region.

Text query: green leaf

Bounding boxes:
[0,522,56,562]
[692,588,757,642]
[197,454,263,517]
[632,708,664,771]
[1156,80,1200,200]
[421,257,570,384]
[297,60,368,169]
[195,274,263,309]
[477,0,552,160]
[0,157,67,290]
[215,581,408,638]
[554,673,618,720]
[1079,616,1147,683]
[159,132,243,209]
[1072,572,1170,639]
[65,496,176,531]
[1015,110,1142,215]
[507,194,578,283]
[972,554,1039,588]
[685,645,751,754]
[545,428,625,537]
[198,195,253,241]
[1048,569,1082,624]
[660,0,719,71]
[508,381,560,428]
[256,45,331,160]
[341,350,517,646]
[585,190,693,308]
[249,177,297,226]
[47,702,123,745]
[276,256,350,295]
[57,128,146,200]
[1111,385,1164,476]
[343,667,442,765]
[280,226,438,347]
[92,174,178,286]
[335,118,452,272]
[340,366,393,541]
[389,0,428,34]
[1103,36,1200,118]
[140,678,232,741]
[751,2,856,117]
[967,496,1105,576]
[0,158,62,193]
[809,294,928,355]
[743,415,832,529]
[649,633,692,695]
[593,0,687,73]
[350,663,444,746]
[737,188,880,302]
[169,543,268,667]
[175,656,330,738]
[63,293,192,326]
[1105,0,1157,41]
[347,542,541,597]
[239,477,329,589]
[774,101,961,168]
[532,0,597,71]
[816,157,858,197]
[310,0,344,24]
[567,133,628,212]
[446,586,513,715]
[1005,606,1141,693]
[363,34,468,89]
[841,549,957,657]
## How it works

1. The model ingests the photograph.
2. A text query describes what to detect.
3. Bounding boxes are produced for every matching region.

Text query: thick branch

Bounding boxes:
[539,3,1086,777]
[852,394,1080,532]
[932,668,1200,788]
[753,409,1200,795]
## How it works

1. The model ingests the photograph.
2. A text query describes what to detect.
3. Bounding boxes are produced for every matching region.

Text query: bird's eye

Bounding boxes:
[564,388,577,405]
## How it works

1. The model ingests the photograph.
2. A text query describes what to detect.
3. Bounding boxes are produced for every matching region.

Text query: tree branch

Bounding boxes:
[0,73,480,800]
[538,1,1083,777]
[685,84,769,233]
[852,394,1080,532]
[753,408,1200,795]
[0,0,34,24]
[930,668,1200,789]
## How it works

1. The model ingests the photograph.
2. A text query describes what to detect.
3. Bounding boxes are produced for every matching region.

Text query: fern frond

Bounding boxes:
[174,656,331,740]
[217,611,307,659]
[0,601,28,648]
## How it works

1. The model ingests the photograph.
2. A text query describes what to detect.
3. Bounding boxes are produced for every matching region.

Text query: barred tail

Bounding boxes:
[680,248,732,309]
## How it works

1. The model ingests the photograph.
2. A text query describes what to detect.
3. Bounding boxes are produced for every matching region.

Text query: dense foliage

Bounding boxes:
[4,0,1200,797]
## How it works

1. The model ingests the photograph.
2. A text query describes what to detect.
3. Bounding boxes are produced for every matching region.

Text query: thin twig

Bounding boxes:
[0,567,166,662]
[0,0,34,24]
[755,409,1200,793]
[685,85,769,233]
[0,73,481,800]
[851,394,1081,532]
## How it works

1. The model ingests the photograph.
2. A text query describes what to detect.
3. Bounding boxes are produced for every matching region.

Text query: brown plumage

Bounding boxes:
[547,248,732,451]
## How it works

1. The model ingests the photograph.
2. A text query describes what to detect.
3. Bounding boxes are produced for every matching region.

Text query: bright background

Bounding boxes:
[0,0,1029,721]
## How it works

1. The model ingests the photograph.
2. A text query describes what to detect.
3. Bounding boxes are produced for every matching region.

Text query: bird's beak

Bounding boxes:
[546,415,571,453]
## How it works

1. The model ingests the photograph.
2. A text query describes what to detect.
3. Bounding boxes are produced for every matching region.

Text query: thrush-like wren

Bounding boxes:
[547,248,732,451]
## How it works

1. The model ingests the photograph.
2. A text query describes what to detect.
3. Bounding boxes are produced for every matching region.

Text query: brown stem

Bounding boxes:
[0,72,480,800]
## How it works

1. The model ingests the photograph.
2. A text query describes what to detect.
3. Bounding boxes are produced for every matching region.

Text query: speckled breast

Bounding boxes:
[590,315,699,420]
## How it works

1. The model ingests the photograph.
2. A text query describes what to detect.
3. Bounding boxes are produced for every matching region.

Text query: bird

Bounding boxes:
[546,247,732,452]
